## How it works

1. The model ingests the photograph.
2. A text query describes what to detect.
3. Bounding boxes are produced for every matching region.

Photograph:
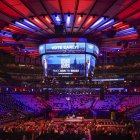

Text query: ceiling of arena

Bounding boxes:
[0,0,140,56]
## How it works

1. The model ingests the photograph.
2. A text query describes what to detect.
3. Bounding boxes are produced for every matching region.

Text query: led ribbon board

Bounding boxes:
[39,42,99,55]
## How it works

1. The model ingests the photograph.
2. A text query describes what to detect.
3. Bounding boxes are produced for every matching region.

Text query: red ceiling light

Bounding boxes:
[45,16,51,23]
[39,16,54,29]
[8,24,30,33]
[77,16,82,24]
[32,17,54,34]
[31,17,48,30]
[113,22,123,28]
[74,15,87,29]
[117,25,130,31]
[83,16,99,32]
[34,18,41,24]
[85,16,93,26]
[4,27,12,31]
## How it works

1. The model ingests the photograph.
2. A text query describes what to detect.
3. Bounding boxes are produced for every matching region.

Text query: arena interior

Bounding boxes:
[0,0,140,140]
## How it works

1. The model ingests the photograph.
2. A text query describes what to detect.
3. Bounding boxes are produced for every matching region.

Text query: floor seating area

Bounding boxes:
[1,93,140,124]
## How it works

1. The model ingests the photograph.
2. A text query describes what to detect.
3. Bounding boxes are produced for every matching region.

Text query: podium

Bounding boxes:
[65,116,84,122]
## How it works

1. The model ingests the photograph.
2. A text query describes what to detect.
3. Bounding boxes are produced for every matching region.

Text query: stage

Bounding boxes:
[64,116,84,122]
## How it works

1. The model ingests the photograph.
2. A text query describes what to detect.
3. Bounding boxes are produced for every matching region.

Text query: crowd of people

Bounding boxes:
[0,93,140,125]
[0,119,140,140]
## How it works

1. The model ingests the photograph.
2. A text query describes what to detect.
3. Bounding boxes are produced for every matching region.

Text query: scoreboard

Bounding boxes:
[39,42,99,78]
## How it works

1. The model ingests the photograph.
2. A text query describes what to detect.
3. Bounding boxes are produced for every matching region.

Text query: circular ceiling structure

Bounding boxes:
[0,0,140,56]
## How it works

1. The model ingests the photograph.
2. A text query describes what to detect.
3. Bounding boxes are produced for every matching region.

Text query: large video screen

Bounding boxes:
[42,54,85,77]
[42,54,96,77]
[40,42,99,78]
[86,54,96,77]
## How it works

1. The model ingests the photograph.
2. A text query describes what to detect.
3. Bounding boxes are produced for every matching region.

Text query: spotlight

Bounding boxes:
[80,14,83,17]
[68,12,70,17]
[55,13,57,17]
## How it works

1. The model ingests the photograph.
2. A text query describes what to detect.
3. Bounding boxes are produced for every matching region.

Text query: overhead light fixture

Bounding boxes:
[45,16,51,23]
[87,17,93,24]
[51,14,62,25]
[99,19,116,29]
[117,27,137,34]
[116,31,137,36]
[23,19,34,26]
[77,16,82,23]
[55,15,61,22]
[23,19,39,29]
[34,18,41,23]
[55,13,57,17]
[14,21,35,32]
[84,16,93,27]
[30,18,48,31]
[90,17,105,29]
[66,14,71,26]
[80,14,83,17]
[0,30,12,37]
[68,12,70,17]
[117,25,129,30]
[113,22,123,27]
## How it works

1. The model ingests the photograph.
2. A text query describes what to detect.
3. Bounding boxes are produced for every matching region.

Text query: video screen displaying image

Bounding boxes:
[86,43,99,55]
[39,44,46,54]
[86,43,94,53]
[42,54,85,77]
[86,54,96,77]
